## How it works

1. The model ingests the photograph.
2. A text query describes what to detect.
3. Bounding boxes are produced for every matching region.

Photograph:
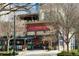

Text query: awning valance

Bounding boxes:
[26,25,49,31]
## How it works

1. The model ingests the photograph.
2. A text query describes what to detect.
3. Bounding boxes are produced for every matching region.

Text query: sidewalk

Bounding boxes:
[16,50,61,56]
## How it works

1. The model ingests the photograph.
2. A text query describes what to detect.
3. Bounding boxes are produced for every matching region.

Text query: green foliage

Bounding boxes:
[47,46,53,51]
[0,52,18,56]
[57,51,72,56]
[57,50,79,56]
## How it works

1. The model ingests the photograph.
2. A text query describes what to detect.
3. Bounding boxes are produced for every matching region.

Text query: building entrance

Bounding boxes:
[26,36,43,50]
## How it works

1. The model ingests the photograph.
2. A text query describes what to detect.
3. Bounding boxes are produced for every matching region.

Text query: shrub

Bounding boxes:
[57,51,79,56]
[57,51,73,56]
[47,46,53,51]
[57,50,79,56]
[70,50,79,56]
[0,52,18,56]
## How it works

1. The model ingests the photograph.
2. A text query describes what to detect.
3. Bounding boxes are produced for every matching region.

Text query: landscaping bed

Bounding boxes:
[57,50,79,56]
[0,51,18,56]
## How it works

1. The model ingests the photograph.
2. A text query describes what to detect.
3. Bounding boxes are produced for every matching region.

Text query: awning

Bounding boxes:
[26,25,49,31]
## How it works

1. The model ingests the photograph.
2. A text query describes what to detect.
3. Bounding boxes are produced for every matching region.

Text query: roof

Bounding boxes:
[26,21,51,25]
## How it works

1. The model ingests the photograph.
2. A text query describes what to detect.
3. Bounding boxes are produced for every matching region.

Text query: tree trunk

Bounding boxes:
[7,39,10,53]
[66,28,69,52]
[63,41,65,51]
[66,42,69,52]
[48,40,53,50]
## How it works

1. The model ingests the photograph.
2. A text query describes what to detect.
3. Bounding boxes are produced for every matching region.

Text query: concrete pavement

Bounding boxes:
[16,50,61,56]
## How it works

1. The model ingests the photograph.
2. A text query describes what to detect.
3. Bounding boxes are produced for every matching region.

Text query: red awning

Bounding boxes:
[26,25,49,31]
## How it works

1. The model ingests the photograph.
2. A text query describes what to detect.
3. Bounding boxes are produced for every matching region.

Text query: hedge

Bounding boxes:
[0,52,18,56]
[57,50,79,56]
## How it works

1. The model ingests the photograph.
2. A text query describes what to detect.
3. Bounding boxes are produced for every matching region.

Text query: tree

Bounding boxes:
[56,4,79,52]
[41,3,79,52]
[0,3,37,52]
[40,4,59,50]
[0,21,13,52]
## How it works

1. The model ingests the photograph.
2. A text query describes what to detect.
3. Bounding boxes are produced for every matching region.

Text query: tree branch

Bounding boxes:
[69,32,76,41]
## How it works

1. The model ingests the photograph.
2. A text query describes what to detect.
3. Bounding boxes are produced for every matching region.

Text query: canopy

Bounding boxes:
[26,24,49,31]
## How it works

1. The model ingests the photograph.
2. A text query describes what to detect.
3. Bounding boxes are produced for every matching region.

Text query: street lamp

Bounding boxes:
[13,11,16,55]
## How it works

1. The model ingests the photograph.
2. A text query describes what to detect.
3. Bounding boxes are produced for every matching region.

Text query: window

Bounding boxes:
[0,41,1,45]
[17,41,20,44]
[59,39,64,46]
[44,12,49,20]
